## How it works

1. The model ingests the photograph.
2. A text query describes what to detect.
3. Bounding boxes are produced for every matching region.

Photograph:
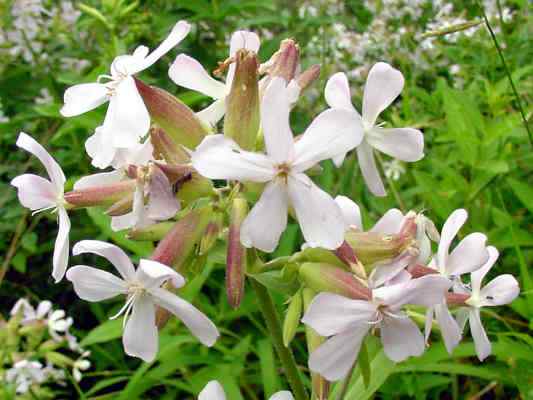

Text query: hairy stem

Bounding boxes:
[250,279,308,400]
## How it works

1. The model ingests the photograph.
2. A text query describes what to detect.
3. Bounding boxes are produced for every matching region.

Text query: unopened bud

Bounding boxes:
[45,351,73,367]
[296,64,321,91]
[283,290,303,347]
[128,221,175,241]
[199,212,223,255]
[334,241,367,279]
[297,247,347,269]
[64,180,136,208]
[135,78,208,149]
[406,263,438,278]
[268,39,300,81]
[226,197,248,308]
[150,126,190,164]
[155,162,214,206]
[105,193,133,216]
[224,49,260,150]
[299,262,371,300]
[446,292,470,306]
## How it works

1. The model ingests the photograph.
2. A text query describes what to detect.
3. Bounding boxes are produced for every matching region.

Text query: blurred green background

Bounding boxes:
[0,0,531,398]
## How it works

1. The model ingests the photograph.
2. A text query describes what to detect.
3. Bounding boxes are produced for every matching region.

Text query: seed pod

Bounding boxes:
[283,289,303,347]
[226,197,248,308]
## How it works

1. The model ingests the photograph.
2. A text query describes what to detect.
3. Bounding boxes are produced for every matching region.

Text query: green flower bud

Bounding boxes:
[128,221,175,241]
[45,351,73,368]
[199,212,223,255]
[283,289,302,347]
[150,126,190,164]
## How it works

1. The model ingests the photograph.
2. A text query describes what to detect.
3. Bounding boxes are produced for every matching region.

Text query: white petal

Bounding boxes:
[66,266,127,301]
[380,313,424,362]
[146,165,180,221]
[362,62,404,127]
[447,233,488,276]
[104,77,150,148]
[456,307,469,331]
[111,138,154,169]
[293,108,363,172]
[240,180,288,252]
[10,174,56,210]
[470,246,498,295]
[370,208,404,234]
[191,135,275,182]
[111,184,148,232]
[199,381,226,400]
[261,77,295,163]
[332,152,346,168]
[369,253,412,288]
[196,99,226,127]
[150,288,219,346]
[435,303,462,354]
[72,240,136,281]
[375,275,451,309]
[123,296,158,362]
[136,259,185,289]
[60,83,109,117]
[334,195,362,230]
[85,127,118,169]
[356,140,386,197]
[301,293,376,336]
[366,127,424,162]
[469,309,491,361]
[437,209,467,271]
[16,132,66,190]
[270,392,294,400]
[36,301,52,318]
[424,307,434,342]
[480,275,519,307]
[324,72,355,111]
[169,54,227,99]
[52,207,70,282]
[73,171,124,190]
[308,326,369,382]
[287,174,344,250]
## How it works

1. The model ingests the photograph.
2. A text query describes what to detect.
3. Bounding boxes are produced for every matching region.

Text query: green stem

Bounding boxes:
[477,0,532,146]
[250,279,308,400]
[335,361,356,400]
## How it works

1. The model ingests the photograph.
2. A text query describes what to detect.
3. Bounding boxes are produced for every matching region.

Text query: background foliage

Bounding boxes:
[0,0,531,398]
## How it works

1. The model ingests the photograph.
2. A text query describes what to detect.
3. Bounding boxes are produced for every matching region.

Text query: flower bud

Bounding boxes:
[128,221,175,241]
[105,193,134,216]
[224,49,260,151]
[299,262,371,300]
[296,64,321,92]
[135,78,208,149]
[267,39,300,82]
[199,212,223,255]
[45,351,73,367]
[406,263,438,278]
[446,292,470,306]
[226,197,248,308]
[296,247,347,269]
[150,126,190,164]
[64,180,136,208]
[283,290,303,347]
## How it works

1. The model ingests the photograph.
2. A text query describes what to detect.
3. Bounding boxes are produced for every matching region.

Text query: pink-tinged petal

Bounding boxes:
[261,77,295,163]
[105,77,150,148]
[111,138,154,169]
[293,108,363,172]
[437,209,467,271]
[10,174,56,210]
[435,303,462,354]
[470,246,497,295]
[146,165,180,221]
[191,135,275,182]
[369,253,412,288]
[370,208,404,234]
[85,127,118,169]
[424,307,434,342]
[375,275,451,309]
[362,62,404,127]
[169,54,227,99]
[150,287,219,346]
[308,326,369,382]
[52,207,70,282]
[66,266,127,301]
[287,174,345,250]
[72,240,136,281]
[73,171,123,190]
[301,292,376,336]
[128,20,191,75]
[196,98,226,127]
[199,381,226,400]
[123,296,158,362]
[136,259,185,289]
[456,308,469,331]
[60,83,109,117]
[356,141,386,197]
[366,127,424,162]
[111,184,149,232]
[380,313,424,362]
[332,152,347,168]
[227,30,260,85]
[480,275,519,307]
[240,180,288,252]
[324,72,356,111]
[334,195,362,230]
[447,233,488,276]
[469,308,491,361]
[16,132,66,190]
[270,392,294,400]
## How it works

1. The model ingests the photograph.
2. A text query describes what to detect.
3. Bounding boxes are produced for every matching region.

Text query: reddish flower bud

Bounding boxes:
[267,39,300,82]
[150,126,190,164]
[296,64,321,91]
[226,197,248,308]
[446,292,470,306]
[64,180,136,208]
[407,263,438,278]
[199,212,223,255]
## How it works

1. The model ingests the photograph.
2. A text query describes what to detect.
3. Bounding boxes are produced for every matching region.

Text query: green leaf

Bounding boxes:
[507,177,533,214]
[257,338,281,397]
[80,318,123,347]
[20,232,37,253]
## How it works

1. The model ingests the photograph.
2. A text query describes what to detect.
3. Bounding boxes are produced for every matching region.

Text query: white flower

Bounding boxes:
[6,360,46,394]
[324,63,424,196]
[199,380,294,400]
[456,246,519,361]
[11,132,71,282]
[66,240,219,362]
[60,21,190,155]
[47,309,73,341]
[191,77,362,252]
[11,299,51,323]
[302,275,451,381]
[169,30,260,127]
[72,351,91,382]
[424,208,490,354]
[383,159,405,181]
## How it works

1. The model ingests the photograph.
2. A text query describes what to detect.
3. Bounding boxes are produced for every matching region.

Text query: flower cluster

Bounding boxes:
[1,298,90,395]
[9,18,520,398]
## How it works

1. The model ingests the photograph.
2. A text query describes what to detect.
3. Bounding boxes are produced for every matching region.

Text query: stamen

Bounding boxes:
[109,294,136,321]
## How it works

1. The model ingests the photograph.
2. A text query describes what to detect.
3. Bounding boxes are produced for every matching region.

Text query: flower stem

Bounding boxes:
[250,279,308,400]
[335,360,356,400]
